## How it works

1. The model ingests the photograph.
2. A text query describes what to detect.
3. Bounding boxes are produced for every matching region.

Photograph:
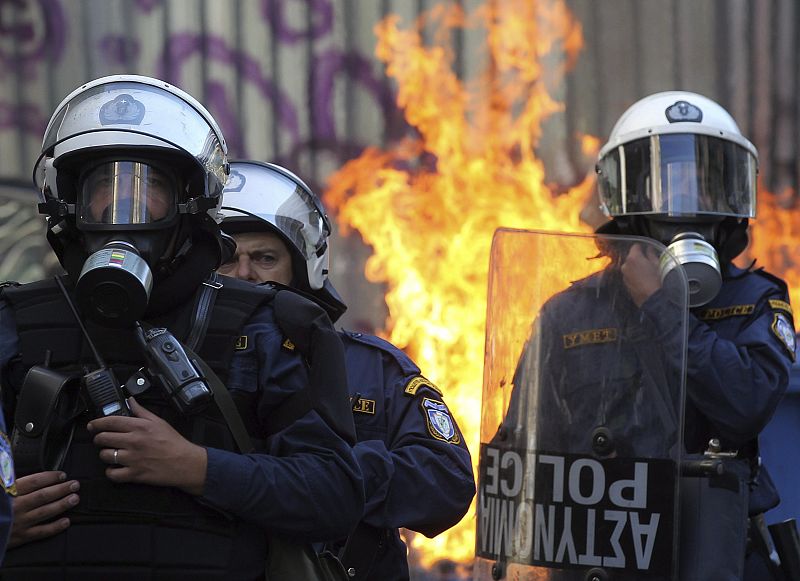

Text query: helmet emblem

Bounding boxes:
[225,168,246,192]
[665,100,703,123]
[99,94,146,125]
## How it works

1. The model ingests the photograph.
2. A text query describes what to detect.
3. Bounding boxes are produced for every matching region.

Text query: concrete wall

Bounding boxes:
[0,0,796,329]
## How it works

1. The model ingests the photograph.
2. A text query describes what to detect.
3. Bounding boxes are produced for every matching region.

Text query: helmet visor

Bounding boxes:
[36,80,227,200]
[78,161,176,226]
[221,168,328,261]
[598,134,757,218]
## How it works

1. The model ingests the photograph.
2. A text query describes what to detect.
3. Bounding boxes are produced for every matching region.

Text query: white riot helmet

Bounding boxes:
[34,75,232,325]
[596,91,757,220]
[220,160,346,320]
[36,74,228,227]
[596,91,758,308]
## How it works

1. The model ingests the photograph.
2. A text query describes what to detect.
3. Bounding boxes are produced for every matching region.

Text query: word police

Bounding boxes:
[476,444,674,575]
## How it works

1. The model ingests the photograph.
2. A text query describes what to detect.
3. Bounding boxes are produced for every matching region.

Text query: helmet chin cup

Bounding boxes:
[76,240,153,327]
[659,232,721,308]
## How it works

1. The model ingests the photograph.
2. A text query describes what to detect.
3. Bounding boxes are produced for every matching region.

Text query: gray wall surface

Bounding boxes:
[1,0,796,331]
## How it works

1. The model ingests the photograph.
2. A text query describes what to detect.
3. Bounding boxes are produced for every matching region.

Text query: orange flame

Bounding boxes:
[743,186,800,322]
[325,0,588,568]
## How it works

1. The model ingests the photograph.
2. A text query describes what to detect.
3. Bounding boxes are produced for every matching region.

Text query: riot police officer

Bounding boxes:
[0,76,363,579]
[218,160,476,581]
[594,91,792,580]
[483,91,792,581]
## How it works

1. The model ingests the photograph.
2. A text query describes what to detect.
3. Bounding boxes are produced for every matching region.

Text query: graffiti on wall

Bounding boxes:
[0,0,407,281]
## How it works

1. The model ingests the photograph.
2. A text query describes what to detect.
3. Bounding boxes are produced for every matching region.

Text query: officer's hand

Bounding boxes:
[621,243,662,307]
[273,289,333,356]
[88,397,208,496]
[8,471,80,548]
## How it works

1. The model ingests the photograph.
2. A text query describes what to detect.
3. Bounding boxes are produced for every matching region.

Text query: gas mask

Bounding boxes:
[647,219,722,307]
[73,160,179,327]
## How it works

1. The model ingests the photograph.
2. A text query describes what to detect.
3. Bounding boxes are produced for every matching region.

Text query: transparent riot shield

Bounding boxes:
[474,229,688,581]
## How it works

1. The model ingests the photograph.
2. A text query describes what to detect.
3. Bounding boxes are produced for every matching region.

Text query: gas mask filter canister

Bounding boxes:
[76,240,153,327]
[658,231,722,308]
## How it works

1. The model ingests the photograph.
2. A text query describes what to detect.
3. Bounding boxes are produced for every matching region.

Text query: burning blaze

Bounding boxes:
[323,0,800,573]
[325,0,589,569]
[744,186,800,319]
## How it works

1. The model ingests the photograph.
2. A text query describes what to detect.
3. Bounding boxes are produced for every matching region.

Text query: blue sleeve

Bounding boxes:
[684,303,791,444]
[199,308,364,542]
[351,350,474,536]
[643,278,793,445]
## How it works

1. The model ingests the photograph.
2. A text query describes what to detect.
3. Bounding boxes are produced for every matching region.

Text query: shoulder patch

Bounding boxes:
[420,397,460,444]
[404,376,442,397]
[234,336,248,350]
[282,338,295,351]
[563,328,617,349]
[0,432,16,496]
[769,299,794,317]
[771,312,797,361]
[697,304,755,321]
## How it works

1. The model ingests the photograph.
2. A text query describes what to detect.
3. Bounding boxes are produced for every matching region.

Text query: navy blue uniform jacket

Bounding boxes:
[340,331,475,581]
[514,262,793,512]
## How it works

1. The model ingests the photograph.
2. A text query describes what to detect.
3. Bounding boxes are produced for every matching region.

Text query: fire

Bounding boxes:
[744,186,800,321]
[324,0,589,569]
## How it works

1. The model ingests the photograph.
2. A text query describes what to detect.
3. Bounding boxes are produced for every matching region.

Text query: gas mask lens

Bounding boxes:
[79,161,176,226]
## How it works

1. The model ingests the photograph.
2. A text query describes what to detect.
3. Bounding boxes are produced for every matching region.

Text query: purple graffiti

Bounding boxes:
[261,0,333,43]
[98,35,140,66]
[204,80,244,156]
[0,0,66,77]
[0,0,33,42]
[312,49,397,140]
[133,0,162,13]
[0,100,48,135]
[160,33,301,157]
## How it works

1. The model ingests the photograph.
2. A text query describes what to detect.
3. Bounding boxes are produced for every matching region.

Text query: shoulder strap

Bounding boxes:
[186,343,255,455]
[195,276,277,382]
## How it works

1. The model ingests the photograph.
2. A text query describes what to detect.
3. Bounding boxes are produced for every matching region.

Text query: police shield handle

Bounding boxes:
[679,458,724,478]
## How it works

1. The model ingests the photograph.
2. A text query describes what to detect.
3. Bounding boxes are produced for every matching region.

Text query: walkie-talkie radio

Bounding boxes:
[55,276,132,418]
[82,367,131,417]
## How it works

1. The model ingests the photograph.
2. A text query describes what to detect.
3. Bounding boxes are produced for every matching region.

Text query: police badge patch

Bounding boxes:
[0,432,16,496]
[665,100,703,123]
[404,376,442,396]
[99,94,146,125]
[225,168,247,193]
[771,312,797,361]
[421,397,460,444]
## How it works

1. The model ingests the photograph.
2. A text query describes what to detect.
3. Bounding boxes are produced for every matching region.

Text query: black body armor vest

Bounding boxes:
[0,275,275,580]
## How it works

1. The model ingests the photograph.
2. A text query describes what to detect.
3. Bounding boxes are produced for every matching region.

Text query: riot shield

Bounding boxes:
[474,229,688,581]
